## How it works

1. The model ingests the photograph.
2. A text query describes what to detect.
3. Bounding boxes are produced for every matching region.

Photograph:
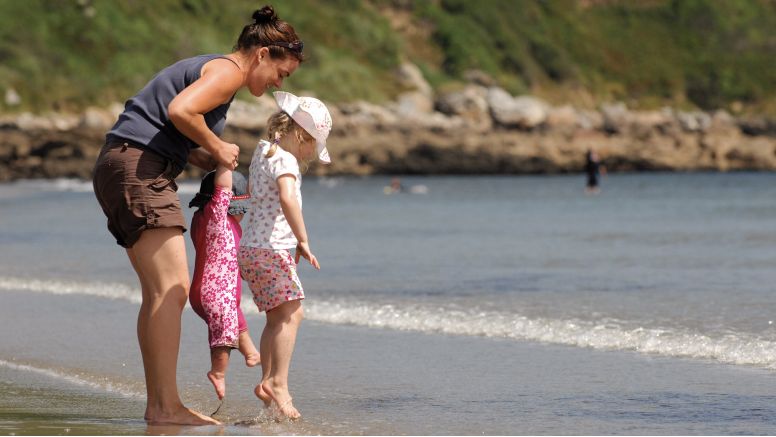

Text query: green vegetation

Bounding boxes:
[1,0,775,114]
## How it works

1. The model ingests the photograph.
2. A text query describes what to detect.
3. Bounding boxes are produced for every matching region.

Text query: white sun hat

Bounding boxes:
[273,91,332,164]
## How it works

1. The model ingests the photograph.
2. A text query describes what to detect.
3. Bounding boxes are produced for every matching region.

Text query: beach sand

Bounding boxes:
[3,289,776,435]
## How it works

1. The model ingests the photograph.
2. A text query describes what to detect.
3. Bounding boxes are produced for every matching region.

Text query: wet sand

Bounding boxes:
[3,289,776,435]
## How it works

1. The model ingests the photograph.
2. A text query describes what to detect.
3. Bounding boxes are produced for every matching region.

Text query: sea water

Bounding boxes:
[1,173,776,435]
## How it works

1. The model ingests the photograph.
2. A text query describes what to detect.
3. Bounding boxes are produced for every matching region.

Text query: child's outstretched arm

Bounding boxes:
[277,174,320,270]
[214,164,233,192]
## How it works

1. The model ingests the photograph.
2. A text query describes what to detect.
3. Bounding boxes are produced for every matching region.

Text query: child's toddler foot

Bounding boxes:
[207,371,226,400]
[238,331,261,367]
[244,351,260,367]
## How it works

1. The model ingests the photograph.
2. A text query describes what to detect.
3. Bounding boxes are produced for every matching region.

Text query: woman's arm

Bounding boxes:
[168,58,243,169]
[188,148,217,171]
[277,174,320,269]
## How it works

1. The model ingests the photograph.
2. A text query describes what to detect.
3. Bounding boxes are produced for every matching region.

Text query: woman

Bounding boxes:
[92,5,304,425]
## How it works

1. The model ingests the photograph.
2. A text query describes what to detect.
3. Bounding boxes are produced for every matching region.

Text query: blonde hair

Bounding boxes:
[265,111,315,159]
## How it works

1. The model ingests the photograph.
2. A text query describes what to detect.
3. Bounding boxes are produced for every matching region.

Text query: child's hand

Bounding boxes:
[295,241,320,270]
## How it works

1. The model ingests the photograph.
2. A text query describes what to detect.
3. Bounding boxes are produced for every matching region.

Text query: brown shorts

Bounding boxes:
[92,140,186,248]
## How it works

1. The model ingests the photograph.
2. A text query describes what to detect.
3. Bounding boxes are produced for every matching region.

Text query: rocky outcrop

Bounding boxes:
[1,73,775,181]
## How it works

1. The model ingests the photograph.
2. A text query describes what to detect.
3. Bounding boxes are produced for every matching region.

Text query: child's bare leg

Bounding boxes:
[238,330,261,367]
[254,318,273,407]
[208,347,231,400]
[260,301,303,419]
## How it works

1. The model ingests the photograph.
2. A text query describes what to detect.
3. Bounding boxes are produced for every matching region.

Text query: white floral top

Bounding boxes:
[242,140,302,249]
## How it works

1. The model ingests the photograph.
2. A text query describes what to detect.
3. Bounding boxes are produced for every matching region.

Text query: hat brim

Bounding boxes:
[317,140,331,164]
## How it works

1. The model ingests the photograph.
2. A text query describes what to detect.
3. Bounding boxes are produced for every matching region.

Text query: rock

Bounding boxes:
[463,69,495,87]
[576,109,604,130]
[738,116,776,137]
[545,105,579,132]
[707,110,737,134]
[338,100,399,126]
[676,110,712,132]
[2,100,776,180]
[15,113,50,130]
[225,97,276,130]
[5,88,20,106]
[394,91,435,117]
[435,85,491,130]
[396,63,432,97]
[487,87,549,129]
[80,107,115,130]
[600,102,629,134]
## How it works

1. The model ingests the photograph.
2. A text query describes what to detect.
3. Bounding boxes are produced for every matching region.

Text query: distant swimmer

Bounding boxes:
[384,177,405,194]
[585,148,606,194]
[384,177,428,195]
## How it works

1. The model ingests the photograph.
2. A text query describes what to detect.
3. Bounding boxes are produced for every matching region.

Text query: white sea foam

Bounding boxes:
[3,275,776,370]
[302,300,776,369]
[9,178,201,195]
[10,178,95,193]
[0,276,141,304]
[0,359,144,399]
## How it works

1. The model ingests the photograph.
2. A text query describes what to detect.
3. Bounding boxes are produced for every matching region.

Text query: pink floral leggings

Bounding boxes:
[189,186,246,348]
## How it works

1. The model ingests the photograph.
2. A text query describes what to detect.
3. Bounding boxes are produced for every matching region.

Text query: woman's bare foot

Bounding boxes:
[261,381,300,419]
[207,371,226,400]
[145,405,221,425]
[254,383,272,408]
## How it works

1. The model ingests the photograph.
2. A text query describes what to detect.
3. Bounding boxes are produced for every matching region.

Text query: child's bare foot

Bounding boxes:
[261,381,300,420]
[207,371,226,400]
[244,351,261,367]
[145,405,221,425]
[238,331,261,367]
[254,383,272,408]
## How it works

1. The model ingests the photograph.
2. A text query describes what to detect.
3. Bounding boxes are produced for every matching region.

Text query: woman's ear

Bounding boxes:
[257,46,269,62]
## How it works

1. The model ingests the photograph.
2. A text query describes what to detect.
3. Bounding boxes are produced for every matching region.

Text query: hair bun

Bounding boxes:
[252,5,277,25]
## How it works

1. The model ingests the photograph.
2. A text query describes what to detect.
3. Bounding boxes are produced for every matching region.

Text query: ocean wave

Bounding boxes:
[0,276,141,304]
[304,300,776,369]
[0,359,144,399]
[7,178,201,195]
[2,275,775,370]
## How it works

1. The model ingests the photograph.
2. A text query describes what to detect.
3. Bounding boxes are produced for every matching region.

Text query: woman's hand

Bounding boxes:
[214,140,240,169]
[295,241,320,270]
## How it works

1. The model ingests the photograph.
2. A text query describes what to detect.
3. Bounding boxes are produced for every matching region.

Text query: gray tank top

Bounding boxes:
[107,54,238,171]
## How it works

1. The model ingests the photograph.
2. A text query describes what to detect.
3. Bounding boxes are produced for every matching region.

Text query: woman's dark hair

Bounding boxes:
[234,5,304,62]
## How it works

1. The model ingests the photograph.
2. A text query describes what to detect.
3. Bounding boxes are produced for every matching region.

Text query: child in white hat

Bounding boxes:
[238,91,332,419]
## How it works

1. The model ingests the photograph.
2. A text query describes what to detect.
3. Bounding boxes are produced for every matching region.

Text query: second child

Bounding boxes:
[189,168,261,400]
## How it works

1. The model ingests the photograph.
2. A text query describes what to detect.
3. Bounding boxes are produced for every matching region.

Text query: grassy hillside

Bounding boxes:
[1,0,775,114]
[408,0,776,113]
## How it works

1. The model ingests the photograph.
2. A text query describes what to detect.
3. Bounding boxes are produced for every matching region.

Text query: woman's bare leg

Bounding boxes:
[259,300,303,419]
[127,227,219,425]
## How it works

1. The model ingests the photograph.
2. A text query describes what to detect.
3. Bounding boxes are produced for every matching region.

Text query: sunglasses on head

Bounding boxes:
[272,40,303,53]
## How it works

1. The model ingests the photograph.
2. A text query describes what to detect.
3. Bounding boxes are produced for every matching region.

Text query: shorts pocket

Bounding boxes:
[147,161,178,192]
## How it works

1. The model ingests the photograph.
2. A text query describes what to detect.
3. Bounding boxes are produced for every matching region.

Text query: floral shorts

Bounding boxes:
[238,247,305,313]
